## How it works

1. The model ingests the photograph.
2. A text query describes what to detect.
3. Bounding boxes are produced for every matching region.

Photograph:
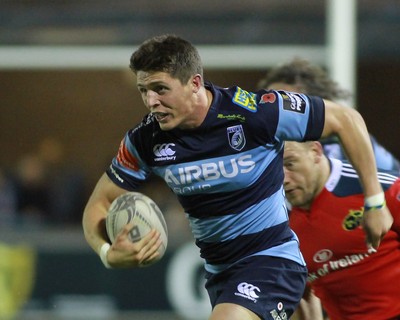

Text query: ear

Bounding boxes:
[311,141,325,163]
[191,74,203,93]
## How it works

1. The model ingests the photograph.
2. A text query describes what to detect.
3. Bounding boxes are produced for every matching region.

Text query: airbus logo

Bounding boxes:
[153,143,176,161]
[164,155,255,186]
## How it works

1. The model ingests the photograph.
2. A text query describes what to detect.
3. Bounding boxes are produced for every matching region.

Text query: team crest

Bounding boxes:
[342,208,363,231]
[227,125,246,151]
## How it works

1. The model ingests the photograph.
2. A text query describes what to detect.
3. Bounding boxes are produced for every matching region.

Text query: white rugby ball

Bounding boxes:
[106,192,168,265]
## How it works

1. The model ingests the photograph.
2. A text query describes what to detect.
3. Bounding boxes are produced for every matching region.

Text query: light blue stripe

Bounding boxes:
[189,186,288,242]
[275,93,310,142]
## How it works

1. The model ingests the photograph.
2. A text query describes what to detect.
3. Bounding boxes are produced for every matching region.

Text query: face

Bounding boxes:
[283,141,323,209]
[136,71,200,131]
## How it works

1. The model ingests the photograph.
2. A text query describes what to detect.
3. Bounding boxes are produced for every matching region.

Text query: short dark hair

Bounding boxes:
[257,58,351,101]
[130,34,203,84]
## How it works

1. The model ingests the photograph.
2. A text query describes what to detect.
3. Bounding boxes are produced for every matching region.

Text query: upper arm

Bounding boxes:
[321,99,365,139]
[86,173,129,210]
[270,91,324,142]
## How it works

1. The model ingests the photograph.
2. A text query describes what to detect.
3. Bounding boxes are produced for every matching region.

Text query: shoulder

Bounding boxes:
[324,158,362,197]
[369,135,400,171]
[120,114,161,160]
[328,159,398,197]
[127,113,159,139]
[206,81,279,112]
[207,81,322,115]
[206,82,260,114]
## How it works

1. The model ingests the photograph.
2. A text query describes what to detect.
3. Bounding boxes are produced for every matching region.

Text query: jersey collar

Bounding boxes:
[325,158,343,192]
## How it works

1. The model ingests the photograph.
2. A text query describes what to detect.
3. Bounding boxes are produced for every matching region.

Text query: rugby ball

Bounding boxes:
[105,192,168,265]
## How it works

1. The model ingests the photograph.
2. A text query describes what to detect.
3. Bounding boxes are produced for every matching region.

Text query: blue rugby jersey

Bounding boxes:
[321,135,400,173]
[106,82,325,273]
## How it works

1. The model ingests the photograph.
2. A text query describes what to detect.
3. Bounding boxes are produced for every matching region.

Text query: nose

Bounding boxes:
[283,167,291,186]
[145,90,160,109]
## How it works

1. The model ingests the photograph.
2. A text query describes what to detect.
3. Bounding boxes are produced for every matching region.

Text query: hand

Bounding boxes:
[362,206,393,251]
[107,223,162,268]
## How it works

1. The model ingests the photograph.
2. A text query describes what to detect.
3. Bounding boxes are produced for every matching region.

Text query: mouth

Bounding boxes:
[284,188,297,196]
[152,112,169,122]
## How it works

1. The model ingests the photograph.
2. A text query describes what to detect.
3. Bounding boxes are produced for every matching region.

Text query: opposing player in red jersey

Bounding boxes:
[283,140,400,320]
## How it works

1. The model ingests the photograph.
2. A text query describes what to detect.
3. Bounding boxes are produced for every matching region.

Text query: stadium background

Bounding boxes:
[0,1,399,319]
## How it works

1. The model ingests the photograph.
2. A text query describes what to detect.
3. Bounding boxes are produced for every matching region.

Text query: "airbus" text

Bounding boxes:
[164,155,255,185]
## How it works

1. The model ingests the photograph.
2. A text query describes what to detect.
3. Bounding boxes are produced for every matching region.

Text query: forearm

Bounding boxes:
[82,173,127,255]
[321,100,393,249]
[82,195,111,255]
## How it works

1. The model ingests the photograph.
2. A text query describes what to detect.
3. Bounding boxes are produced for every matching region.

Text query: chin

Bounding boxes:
[158,122,175,131]
[287,197,302,208]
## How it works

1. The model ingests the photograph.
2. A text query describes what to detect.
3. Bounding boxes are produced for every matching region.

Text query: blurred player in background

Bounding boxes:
[82,35,392,320]
[283,140,400,319]
[258,58,400,173]
[0,243,36,320]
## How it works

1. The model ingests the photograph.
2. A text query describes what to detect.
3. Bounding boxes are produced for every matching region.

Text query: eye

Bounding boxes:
[154,86,167,94]
[283,160,295,170]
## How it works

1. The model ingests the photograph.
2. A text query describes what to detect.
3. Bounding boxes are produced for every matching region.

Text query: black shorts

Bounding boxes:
[205,255,307,320]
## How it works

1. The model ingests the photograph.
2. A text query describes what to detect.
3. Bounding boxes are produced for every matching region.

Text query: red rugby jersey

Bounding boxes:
[290,158,400,320]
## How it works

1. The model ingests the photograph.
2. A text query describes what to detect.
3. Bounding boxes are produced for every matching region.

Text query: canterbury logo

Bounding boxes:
[234,282,260,302]
[153,143,176,161]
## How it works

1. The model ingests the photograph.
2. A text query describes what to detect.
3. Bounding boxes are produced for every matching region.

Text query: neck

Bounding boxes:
[316,155,331,195]
[205,88,213,108]
[197,87,213,118]
[182,87,212,130]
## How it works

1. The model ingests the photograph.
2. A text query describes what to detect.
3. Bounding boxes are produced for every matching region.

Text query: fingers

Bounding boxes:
[136,230,162,265]
[119,222,135,239]
[110,227,162,267]
[363,220,381,251]
[138,239,163,267]
[365,235,380,252]
[367,245,377,254]
[362,207,394,251]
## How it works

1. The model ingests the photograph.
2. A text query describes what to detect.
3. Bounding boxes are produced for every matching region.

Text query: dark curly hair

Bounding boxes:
[257,58,351,101]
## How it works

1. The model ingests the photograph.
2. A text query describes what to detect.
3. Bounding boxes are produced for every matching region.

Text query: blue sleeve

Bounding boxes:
[106,131,152,190]
[263,91,325,143]
[370,135,400,172]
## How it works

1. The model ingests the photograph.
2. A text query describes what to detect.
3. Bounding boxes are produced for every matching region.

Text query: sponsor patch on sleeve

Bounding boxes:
[280,91,306,114]
[232,87,257,112]
[116,139,139,171]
